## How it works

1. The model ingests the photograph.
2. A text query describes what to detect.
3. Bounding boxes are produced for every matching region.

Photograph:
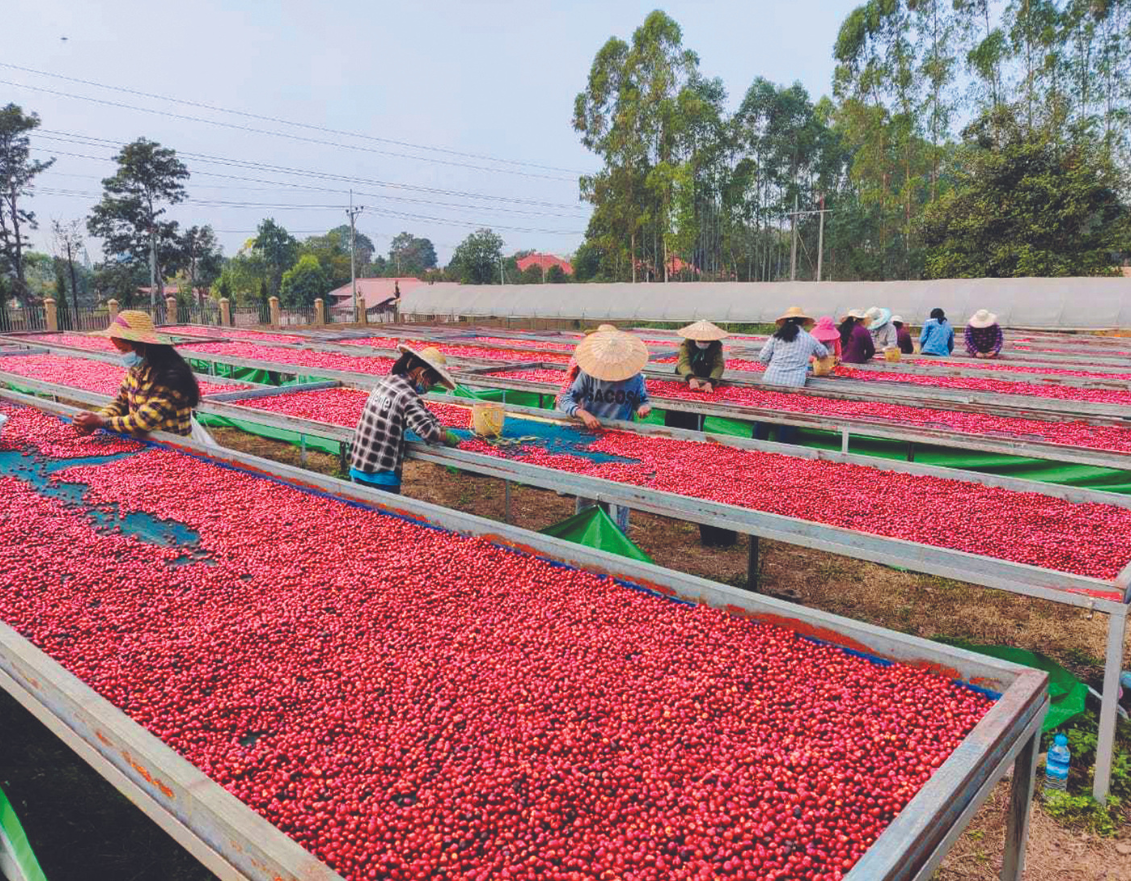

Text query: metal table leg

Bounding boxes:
[747,536,760,592]
[1001,726,1040,881]
[1093,605,1128,802]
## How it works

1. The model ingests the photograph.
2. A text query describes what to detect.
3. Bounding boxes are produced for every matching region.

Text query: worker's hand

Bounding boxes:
[72,412,103,435]
[636,404,652,419]
[699,382,713,394]
[577,409,601,431]
[688,377,701,391]
[443,430,462,447]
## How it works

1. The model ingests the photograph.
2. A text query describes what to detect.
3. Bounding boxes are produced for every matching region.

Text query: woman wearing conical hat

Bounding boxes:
[673,319,728,394]
[559,329,651,431]
[73,310,201,437]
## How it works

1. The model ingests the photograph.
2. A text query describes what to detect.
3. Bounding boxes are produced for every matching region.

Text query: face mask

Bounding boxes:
[120,351,142,368]
[694,340,711,350]
[414,381,428,394]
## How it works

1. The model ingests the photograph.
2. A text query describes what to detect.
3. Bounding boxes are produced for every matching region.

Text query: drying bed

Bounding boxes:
[0,353,246,397]
[481,368,1131,455]
[832,367,1131,406]
[228,387,1131,582]
[180,342,397,376]
[0,403,1007,881]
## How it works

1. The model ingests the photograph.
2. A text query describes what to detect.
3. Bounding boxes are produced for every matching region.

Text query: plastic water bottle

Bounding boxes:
[1044,734,1070,792]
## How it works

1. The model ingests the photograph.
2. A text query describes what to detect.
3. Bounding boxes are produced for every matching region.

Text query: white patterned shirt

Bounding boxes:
[758,330,829,388]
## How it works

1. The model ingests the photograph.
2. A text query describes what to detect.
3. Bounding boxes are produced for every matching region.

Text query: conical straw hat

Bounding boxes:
[573,331,649,382]
[397,343,457,389]
[94,310,179,345]
[677,319,729,341]
[775,306,815,326]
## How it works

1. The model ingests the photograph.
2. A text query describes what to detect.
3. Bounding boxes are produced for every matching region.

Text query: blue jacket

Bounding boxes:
[559,371,649,421]
[919,318,955,356]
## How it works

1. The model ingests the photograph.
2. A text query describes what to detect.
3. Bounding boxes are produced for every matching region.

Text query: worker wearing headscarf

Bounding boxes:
[865,307,898,352]
[73,310,201,438]
[965,310,1004,358]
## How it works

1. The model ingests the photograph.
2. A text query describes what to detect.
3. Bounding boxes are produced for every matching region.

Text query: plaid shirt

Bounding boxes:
[98,363,193,436]
[350,374,444,477]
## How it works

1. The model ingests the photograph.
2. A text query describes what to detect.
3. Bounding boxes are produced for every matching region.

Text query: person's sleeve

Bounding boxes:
[98,377,130,419]
[758,338,776,365]
[992,326,1003,356]
[709,346,725,381]
[103,390,182,435]
[636,375,649,406]
[861,330,875,360]
[404,396,445,444]
[676,343,693,380]
[558,373,587,417]
[964,327,976,356]
[919,323,929,344]
[947,327,955,353]
[813,339,829,359]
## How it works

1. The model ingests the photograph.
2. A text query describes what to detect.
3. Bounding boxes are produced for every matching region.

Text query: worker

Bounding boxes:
[965,310,1004,358]
[919,307,956,356]
[672,319,727,394]
[865,307,898,352]
[754,306,828,445]
[559,329,651,533]
[811,316,842,360]
[838,309,876,364]
[892,316,915,354]
[349,344,461,494]
[664,319,735,548]
[556,325,616,409]
[73,310,201,438]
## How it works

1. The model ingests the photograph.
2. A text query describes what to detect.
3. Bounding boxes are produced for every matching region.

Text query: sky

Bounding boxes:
[4,0,858,268]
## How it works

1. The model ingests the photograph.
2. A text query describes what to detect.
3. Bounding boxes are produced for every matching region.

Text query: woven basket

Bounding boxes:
[883,347,902,362]
[470,402,506,438]
[812,355,836,376]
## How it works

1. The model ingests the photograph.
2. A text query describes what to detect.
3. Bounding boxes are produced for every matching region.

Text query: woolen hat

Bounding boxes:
[94,310,179,345]
[397,343,457,389]
[677,319,729,341]
[811,316,841,343]
[968,309,998,329]
[775,306,815,327]
[573,331,649,382]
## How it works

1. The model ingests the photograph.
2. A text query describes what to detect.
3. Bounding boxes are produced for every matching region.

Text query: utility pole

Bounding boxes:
[345,190,365,323]
[789,194,799,282]
[816,194,826,282]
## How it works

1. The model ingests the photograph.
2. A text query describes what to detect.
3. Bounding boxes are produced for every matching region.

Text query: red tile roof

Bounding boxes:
[515,253,573,276]
[328,277,423,311]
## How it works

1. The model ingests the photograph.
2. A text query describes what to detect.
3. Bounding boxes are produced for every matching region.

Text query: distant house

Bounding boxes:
[515,253,574,277]
[138,284,210,299]
[327,277,424,315]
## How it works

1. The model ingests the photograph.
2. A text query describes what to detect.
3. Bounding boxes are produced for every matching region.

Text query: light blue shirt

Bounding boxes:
[558,371,649,421]
[919,318,955,356]
[758,330,828,388]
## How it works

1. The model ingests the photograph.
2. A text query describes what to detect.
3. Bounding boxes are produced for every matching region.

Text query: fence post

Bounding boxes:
[107,299,120,323]
[357,295,368,326]
[219,297,232,327]
[165,296,178,326]
[268,296,281,327]
[314,298,326,326]
[44,298,59,332]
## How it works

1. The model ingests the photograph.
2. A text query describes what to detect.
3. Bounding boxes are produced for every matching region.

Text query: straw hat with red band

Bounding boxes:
[573,331,649,382]
[396,344,457,390]
[94,310,179,345]
[677,320,729,341]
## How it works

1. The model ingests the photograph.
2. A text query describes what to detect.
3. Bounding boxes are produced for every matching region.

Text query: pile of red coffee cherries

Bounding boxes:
[0,416,997,880]
[0,353,244,397]
[0,402,144,457]
[179,343,397,377]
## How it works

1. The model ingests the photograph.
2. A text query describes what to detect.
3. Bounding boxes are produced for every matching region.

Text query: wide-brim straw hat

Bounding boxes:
[573,331,649,382]
[968,309,998,328]
[840,308,867,322]
[866,307,892,329]
[677,319,729,341]
[775,306,815,327]
[811,316,841,343]
[397,343,456,389]
[94,310,179,345]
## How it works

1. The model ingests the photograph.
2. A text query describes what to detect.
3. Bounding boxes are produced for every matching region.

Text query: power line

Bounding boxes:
[2,78,578,182]
[1,62,591,176]
[34,130,586,210]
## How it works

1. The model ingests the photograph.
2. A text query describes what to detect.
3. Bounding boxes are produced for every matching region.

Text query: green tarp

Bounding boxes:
[186,358,322,387]
[937,640,1088,731]
[540,505,654,564]
[0,786,49,881]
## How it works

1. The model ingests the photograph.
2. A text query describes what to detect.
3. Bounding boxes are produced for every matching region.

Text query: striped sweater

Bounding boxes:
[98,363,194,436]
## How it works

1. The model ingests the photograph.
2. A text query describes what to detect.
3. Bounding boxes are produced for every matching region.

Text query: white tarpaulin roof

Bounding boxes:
[401,278,1131,329]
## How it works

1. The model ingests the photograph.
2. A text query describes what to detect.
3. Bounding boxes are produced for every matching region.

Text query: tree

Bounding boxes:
[388,231,438,275]
[212,245,268,306]
[178,225,223,307]
[921,114,1127,277]
[449,228,504,284]
[51,219,84,322]
[92,259,146,307]
[324,224,375,267]
[298,231,352,290]
[279,254,327,307]
[253,218,298,297]
[0,104,55,304]
[87,138,188,309]
[546,264,568,283]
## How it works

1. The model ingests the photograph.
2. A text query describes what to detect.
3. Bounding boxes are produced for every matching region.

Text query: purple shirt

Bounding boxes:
[841,324,876,364]
[897,327,914,354]
[965,324,1003,357]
